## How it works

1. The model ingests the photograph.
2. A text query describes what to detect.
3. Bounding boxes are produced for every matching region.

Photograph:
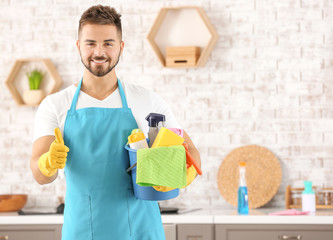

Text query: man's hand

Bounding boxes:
[38,128,70,177]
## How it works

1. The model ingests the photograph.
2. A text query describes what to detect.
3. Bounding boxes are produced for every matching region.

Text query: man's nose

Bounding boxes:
[93,45,106,56]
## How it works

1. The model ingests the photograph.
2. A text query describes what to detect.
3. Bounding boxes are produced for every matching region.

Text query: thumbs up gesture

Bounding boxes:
[48,128,70,169]
[38,128,70,177]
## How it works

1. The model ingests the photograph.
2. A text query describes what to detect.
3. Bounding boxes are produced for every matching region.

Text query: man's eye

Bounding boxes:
[87,43,95,46]
[106,43,112,46]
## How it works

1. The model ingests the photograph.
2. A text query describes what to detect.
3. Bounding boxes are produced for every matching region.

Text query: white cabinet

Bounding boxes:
[215,224,333,240]
[0,224,62,240]
[177,224,214,240]
[164,224,176,240]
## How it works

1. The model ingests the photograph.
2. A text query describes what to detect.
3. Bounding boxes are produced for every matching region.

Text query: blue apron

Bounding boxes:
[62,79,165,240]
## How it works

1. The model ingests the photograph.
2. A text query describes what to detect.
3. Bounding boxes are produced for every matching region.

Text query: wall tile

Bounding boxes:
[1,0,332,211]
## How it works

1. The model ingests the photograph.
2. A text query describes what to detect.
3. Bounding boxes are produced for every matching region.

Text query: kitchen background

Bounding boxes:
[1,0,333,211]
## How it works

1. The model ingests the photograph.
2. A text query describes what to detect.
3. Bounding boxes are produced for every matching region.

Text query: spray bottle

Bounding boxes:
[302,181,316,213]
[238,161,249,215]
[145,113,165,147]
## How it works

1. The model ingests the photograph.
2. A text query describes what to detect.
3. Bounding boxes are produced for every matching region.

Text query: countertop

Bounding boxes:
[1,208,333,225]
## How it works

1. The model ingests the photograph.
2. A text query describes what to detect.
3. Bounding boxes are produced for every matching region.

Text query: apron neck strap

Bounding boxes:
[70,78,129,111]
[117,78,128,109]
[70,78,83,111]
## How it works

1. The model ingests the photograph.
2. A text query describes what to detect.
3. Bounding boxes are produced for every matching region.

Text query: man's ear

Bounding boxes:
[120,41,124,55]
[76,40,80,53]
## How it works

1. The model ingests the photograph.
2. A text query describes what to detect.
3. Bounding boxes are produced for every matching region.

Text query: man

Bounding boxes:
[30,5,201,240]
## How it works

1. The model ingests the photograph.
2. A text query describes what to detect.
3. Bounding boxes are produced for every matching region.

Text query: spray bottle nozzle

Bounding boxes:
[303,181,315,194]
[145,113,165,127]
[239,162,247,167]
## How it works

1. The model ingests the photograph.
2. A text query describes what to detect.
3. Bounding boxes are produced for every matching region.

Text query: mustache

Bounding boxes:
[89,56,109,61]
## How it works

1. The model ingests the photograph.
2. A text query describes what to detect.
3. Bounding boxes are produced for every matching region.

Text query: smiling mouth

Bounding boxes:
[91,59,108,64]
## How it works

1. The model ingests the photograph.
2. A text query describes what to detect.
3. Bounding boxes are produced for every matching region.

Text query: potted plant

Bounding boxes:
[22,69,46,106]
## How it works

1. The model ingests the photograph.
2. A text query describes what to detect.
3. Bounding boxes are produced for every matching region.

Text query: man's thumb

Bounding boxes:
[54,128,64,144]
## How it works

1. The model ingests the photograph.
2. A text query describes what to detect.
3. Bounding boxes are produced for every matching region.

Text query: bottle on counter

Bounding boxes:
[302,181,316,213]
[238,161,249,215]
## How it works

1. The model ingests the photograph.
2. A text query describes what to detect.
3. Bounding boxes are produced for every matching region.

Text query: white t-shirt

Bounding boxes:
[33,79,181,142]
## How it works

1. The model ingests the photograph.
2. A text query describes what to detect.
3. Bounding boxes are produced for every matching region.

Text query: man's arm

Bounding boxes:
[30,136,58,185]
[183,130,201,169]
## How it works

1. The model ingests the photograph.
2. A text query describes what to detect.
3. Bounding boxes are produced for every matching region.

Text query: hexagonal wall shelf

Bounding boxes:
[147,6,218,68]
[5,58,63,106]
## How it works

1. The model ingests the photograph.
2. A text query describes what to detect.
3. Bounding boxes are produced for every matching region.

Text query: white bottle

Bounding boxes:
[302,181,316,213]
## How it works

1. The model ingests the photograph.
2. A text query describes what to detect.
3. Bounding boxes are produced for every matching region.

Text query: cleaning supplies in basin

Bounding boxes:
[238,162,249,215]
[145,113,165,147]
[125,114,197,200]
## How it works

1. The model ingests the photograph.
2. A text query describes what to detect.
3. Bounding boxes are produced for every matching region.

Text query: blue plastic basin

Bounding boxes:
[125,144,179,201]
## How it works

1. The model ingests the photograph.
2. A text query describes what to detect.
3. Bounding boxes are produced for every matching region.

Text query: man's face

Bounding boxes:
[77,24,124,77]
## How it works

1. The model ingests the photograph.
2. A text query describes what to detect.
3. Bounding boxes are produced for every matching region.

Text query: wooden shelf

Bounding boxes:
[147,6,218,68]
[5,58,63,106]
[285,185,333,209]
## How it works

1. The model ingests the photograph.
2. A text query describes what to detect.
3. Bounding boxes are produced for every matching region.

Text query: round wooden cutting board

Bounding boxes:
[217,145,282,209]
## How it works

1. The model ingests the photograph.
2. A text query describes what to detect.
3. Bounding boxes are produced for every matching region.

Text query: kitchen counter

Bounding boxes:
[212,208,333,225]
[162,208,333,224]
[1,208,333,225]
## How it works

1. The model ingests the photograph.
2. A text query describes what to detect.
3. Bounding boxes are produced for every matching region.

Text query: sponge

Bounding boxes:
[151,127,184,148]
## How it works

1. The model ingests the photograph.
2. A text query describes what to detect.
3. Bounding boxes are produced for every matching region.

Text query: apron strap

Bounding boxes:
[70,78,83,111]
[117,79,129,109]
[70,78,129,111]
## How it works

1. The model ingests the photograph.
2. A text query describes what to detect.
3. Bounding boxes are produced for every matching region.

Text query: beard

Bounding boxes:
[81,50,121,77]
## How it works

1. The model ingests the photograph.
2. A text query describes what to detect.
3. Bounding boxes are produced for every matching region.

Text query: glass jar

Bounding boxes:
[317,191,324,205]
[323,190,332,206]
[292,190,302,206]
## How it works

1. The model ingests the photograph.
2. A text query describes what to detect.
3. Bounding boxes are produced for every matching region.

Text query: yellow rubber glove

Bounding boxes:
[38,128,70,177]
[183,165,197,188]
[153,185,175,192]
[153,165,197,192]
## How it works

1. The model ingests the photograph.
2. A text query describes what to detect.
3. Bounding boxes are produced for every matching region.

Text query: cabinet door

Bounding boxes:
[164,224,176,240]
[177,224,214,240]
[215,224,333,240]
[0,224,62,240]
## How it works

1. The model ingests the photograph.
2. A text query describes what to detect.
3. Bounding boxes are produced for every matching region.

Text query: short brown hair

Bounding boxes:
[78,5,122,39]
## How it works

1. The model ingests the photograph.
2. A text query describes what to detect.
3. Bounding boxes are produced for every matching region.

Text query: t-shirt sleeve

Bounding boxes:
[33,96,58,142]
[150,91,182,129]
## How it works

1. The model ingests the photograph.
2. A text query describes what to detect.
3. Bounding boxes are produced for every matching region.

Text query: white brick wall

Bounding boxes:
[1,0,332,211]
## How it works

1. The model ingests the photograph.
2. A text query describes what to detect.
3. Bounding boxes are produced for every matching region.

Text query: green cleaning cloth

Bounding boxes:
[136,145,186,188]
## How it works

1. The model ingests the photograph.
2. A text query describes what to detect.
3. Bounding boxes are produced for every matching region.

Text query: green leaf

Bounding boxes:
[26,69,44,90]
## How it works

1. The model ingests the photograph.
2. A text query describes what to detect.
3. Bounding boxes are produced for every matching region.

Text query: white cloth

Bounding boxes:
[33,79,181,142]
